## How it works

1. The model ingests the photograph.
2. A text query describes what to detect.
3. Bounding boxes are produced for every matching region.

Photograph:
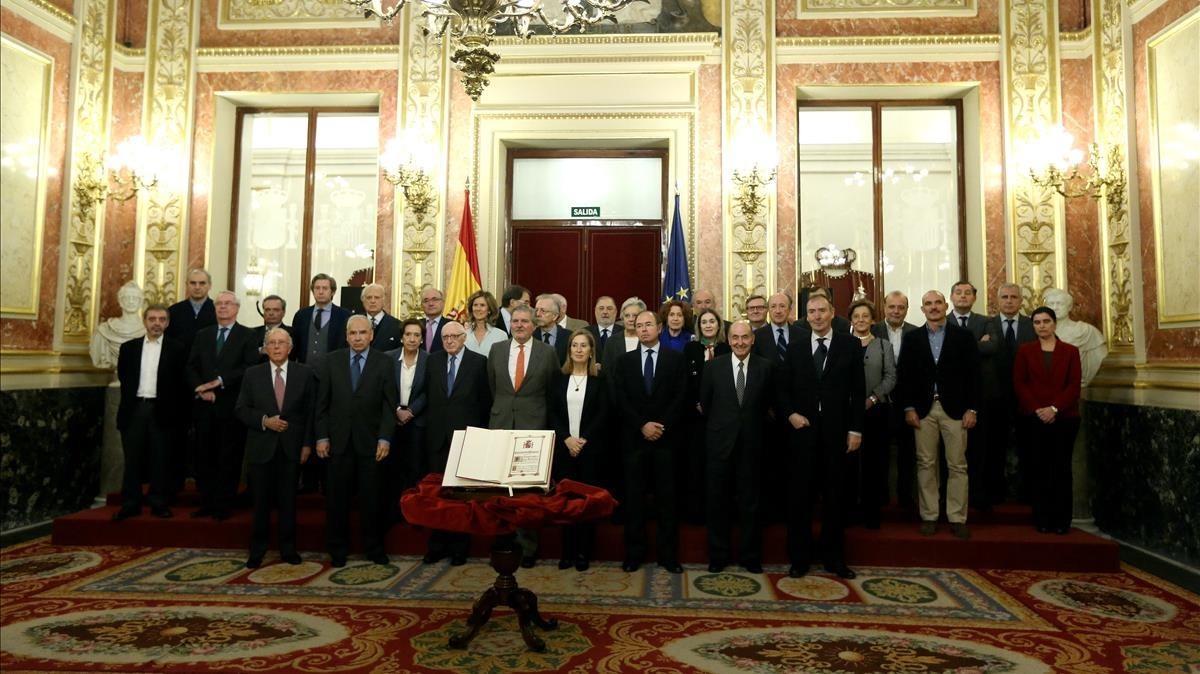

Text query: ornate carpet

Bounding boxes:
[2,538,1197,673]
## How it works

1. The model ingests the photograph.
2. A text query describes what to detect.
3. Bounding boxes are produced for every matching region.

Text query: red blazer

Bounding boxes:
[1012,339,1082,418]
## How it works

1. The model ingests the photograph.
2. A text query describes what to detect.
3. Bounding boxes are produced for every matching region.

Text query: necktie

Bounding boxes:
[814,337,827,379]
[1005,319,1016,349]
[274,367,286,411]
[959,315,968,328]
[313,308,323,331]
[217,327,228,354]
[736,361,745,406]
[776,327,788,361]
[600,328,609,351]
[371,316,378,330]
[351,353,363,391]
[513,343,526,391]
[426,320,435,351]
[446,354,458,394]
[542,332,551,344]
[643,348,655,395]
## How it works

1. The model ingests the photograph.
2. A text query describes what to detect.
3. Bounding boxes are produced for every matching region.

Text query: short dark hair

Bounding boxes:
[310,273,337,293]
[848,299,877,321]
[144,303,169,319]
[500,284,529,308]
[951,280,977,295]
[1030,305,1057,322]
[262,294,287,311]
[400,318,423,334]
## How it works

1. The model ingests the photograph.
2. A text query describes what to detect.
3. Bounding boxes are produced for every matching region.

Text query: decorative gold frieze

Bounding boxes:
[777,34,999,48]
[137,0,197,305]
[195,45,397,58]
[1001,0,1062,313]
[800,0,972,12]
[220,0,368,23]
[723,0,775,319]
[1092,0,1135,347]
[61,0,116,343]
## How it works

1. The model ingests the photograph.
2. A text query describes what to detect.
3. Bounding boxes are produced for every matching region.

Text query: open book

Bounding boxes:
[442,426,556,494]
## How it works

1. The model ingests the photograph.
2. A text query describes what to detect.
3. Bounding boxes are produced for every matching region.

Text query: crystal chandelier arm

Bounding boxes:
[537,0,648,33]
[346,0,408,21]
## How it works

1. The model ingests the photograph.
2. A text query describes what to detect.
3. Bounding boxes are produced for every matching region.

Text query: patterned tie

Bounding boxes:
[1005,319,1016,349]
[736,360,745,406]
[313,308,323,331]
[643,348,655,395]
[446,354,458,394]
[351,353,363,391]
[600,328,609,351]
[274,367,286,411]
[216,327,228,354]
[426,320,435,351]
[813,337,828,380]
[776,327,788,361]
[513,343,526,391]
[371,316,378,330]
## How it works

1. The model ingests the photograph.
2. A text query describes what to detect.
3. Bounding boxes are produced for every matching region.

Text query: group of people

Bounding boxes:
[113,268,1083,578]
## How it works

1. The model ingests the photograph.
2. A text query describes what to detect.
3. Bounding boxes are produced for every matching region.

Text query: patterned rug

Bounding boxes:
[2,538,1198,673]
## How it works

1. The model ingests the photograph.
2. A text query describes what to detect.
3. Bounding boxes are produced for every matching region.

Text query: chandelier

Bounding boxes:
[347,0,648,100]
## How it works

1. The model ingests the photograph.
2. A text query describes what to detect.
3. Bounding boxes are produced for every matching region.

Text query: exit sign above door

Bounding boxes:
[571,207,600,218]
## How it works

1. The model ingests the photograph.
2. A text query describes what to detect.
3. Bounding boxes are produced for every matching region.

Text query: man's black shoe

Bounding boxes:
[826,565,857,579]
[112,507,140,521]
[788,564,810,578]
[368,553,390,566]
[281,553,302,565]
[558,559,573,570]
[330,556,347,568]
[245,556,263,569]
[574,558,590,572]
[707,562,726,573]
[659,562,683,574]
[450,555,467,566]
[422,551,445,564]
[520,556,537,569]
[150,506,173,518]
[742,562,763,574]
[621,559,641,572]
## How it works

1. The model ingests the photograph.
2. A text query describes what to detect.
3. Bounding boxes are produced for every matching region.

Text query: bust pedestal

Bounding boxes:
[97,380,124,506]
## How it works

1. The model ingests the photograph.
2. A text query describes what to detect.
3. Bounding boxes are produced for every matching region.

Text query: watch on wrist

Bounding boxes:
[1050,405,1058,414]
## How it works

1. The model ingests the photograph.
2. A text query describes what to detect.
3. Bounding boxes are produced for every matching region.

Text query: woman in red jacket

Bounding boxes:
[1012,306,1083,535]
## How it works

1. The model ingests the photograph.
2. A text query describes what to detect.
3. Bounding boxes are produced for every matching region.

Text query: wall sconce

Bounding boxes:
[731,165,777,222]
[73,136,160,217]
[381,135,436,222]
[1027,127,1126,204]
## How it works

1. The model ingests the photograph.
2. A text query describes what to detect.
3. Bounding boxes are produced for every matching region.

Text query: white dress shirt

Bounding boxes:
[640,342,660,376]
[623,334,638,353]
[566,376,587,438]
[398,354,417,407]
[507,338,533,384]
[136,336,163,398]
[730,353,750,380]
[886,322,905,360]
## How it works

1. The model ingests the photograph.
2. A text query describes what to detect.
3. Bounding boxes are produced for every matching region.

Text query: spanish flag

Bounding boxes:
[444,186,482,320]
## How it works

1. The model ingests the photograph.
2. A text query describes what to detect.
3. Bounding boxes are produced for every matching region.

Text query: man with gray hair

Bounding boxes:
[251,294,293,362]
[602,296,647,370]
[535,293,571,364]
[187,290,260,520]
[977,282,1035,509]
[360,282,402,351]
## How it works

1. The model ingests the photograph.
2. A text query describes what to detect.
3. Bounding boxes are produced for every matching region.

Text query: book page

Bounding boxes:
[506,434,551,483]
[455,427,508,483]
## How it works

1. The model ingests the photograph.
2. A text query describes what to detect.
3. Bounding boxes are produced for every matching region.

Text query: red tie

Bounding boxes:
[274,367,286,411]
[514,343,526,391]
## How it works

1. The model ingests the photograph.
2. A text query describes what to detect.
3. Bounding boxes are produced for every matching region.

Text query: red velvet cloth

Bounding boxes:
[400,474,618,535]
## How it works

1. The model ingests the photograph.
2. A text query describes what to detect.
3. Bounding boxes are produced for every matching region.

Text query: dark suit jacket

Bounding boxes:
[550,371,609,448]
[987,314,1036,401]
[537,325,572,366]
[601,330,636,372]
[291,304,349,364]
[871,321,920,344]
[1012,340,1082,418]
[235,361,317,464]
[700,353,774,460]
[494,312,510,336]
[487,338,558,430]
[586,324,620,365]
[684,340,732,405]
[423,348,491,459]
[896,323,981,419]
[753,322,803,361]
[419,316,447,353]
[776,331,866,445]
[187,323,260,419]
[315,348,398,457]
[386,347,428,427]
[614,344,687,439]
[250,324,295,362]
[165,298,215,352]
[116,336,188,432]
[368,313,403,352]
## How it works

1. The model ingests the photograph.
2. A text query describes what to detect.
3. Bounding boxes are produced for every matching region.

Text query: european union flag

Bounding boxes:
[662,192,691,304]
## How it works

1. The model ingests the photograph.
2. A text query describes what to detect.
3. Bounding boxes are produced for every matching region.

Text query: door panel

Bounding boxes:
[511,228,585,310]
[587,228,661,312]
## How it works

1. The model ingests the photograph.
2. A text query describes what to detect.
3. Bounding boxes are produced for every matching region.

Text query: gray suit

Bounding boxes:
[486,338,557,430]
[862,338,897,403]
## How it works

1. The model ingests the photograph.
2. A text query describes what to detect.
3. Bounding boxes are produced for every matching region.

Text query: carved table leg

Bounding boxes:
[448,587,499,649]
[447,543,558,652]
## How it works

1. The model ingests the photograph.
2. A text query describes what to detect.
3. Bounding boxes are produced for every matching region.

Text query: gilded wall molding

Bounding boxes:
[59,0,116,345]
[1092,0,1135,348]
[723,0,775,320]
[776,33,1001,63]
[0,0,77,41]
[394,5,449,319]
[1000,0,1063,313]
[218,0,376,28]
[136,0,198,305]
[797,0,978,19]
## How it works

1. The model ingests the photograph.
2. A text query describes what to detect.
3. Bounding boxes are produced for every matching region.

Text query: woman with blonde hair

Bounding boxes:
[462,290,508,356]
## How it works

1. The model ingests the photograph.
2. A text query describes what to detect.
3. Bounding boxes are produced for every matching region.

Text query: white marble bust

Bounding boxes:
[89,281,147,369]
[1043,288,1108,386]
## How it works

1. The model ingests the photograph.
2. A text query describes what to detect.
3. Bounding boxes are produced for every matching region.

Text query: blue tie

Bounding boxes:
[447,354,458,394]
[351,353,363,391]
[776,327,787,361]
[643,348,655,395]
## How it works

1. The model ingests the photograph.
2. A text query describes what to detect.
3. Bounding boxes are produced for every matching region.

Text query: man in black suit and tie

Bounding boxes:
[423,320,492,565]
[250,294,293,362]
[898,290,981,540]
[777,294,865,579]
[235,328,317,568]
[113,304,187,521]
[753,292,799,362]
[315,315,398,567]
[949,280,998,511]
[534,294,572,365]
[699,322,774,573]
[752,291,801,517]
[187,291,260,520]
[360,283,402,352]
[166,268,216,352]
[291,273,350,369]
[871,291,921,509]
[495,284,530,335]
[586,295,618,366]
[979,282,1036,508]
[419,287,448,353]
[615,310,687,573]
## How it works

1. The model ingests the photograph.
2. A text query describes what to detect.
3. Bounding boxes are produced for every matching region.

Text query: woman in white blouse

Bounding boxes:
[463,290,509,356]
[385,318,428,524]
[549,329,609,571]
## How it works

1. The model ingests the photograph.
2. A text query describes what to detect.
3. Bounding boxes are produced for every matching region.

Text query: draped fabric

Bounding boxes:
[400,474,617,535]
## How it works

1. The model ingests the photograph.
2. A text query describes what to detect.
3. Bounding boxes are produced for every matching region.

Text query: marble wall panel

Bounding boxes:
[776,0,999,37]
[1132,0,1200,361]
[45,0,73,15]
[198,0,400,48]
[775,60,1006,308]
[188,70,399,292]
[116,0,148,49]
[0,9,71,351]
[98,68,146,320]
[1060,57,1102,328]
[1086,400,1200,568]
[697,63,725,307]
[0,387,105,531]
[1058,0,1087,31]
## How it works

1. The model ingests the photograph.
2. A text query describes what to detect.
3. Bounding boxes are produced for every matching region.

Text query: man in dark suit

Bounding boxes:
[979,282,1036,508]
[699,321,774,573]
[949,280,998,512]
[250,294,294,362]
[235,328,317,568]
[614,309,687,573]
[587,295,619,366]
[316,315,398,567]
[291,273,350,368]
[534,294,572,365]
[777,294,865,579]
[384,319,428,524]
[419,287,447,353]
[753,292,799,363]
[871,291,921,509]
[752,291,802,518]
[360,282,402,352]
[113,304,187,521]
[187,291,260,520]
[898,290,981,540]
[165,268,216,352]
[745,295,768,331]
[423,320,492,565]
[495,284,530,335]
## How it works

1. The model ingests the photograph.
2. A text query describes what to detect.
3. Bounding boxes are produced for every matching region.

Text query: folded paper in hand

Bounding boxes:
[442,426,555,494]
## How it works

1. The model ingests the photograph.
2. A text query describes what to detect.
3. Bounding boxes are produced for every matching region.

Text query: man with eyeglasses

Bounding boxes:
[744,295,768,331]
